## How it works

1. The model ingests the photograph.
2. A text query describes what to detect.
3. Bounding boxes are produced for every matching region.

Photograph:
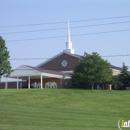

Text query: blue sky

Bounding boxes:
[0,0,130,69]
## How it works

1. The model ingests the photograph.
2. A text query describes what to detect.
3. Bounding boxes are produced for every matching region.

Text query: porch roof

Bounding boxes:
[9,65,71,79]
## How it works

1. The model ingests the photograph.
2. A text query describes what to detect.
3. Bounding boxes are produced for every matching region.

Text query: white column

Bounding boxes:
[34,82,36,88]
[41,74,43,89]
[17,77,19,89]
[28,76,30,89]
[109,84,112,90]
[5,76,7,89]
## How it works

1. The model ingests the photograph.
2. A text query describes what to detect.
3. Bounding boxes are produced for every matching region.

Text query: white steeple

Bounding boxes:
[64,20,74,54]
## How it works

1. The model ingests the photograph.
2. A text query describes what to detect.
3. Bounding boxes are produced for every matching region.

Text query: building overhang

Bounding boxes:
[9,65,71,80]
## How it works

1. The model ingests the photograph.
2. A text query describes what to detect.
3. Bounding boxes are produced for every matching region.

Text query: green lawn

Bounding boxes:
[0,89,129,130]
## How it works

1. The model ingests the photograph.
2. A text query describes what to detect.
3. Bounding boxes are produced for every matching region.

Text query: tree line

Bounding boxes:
[72,52,130,90]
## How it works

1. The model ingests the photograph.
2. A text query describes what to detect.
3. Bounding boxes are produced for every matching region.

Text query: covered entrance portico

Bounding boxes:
[8,65,71,89]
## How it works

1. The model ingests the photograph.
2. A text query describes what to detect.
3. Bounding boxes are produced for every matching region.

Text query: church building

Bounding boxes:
[1,22,121,89]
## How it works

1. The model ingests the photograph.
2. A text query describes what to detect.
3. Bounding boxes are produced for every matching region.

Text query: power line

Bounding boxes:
[1,20,130,35]
[102,54,130,57]
[9,66,130,70]
[6,28,130,42]
[8,54,130,60]
[1,15,130,28]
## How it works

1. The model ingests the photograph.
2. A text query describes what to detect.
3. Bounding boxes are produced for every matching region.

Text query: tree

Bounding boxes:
[118,63,130,90]
[0,36,12,81]
[72,52,113,89]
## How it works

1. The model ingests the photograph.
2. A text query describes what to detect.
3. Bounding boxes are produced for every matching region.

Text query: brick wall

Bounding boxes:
[0,81,27,89]
[39,53,80,71]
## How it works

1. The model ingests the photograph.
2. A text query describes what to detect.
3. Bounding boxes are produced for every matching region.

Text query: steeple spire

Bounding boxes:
[67,20,71,43]
[64,20,74,54]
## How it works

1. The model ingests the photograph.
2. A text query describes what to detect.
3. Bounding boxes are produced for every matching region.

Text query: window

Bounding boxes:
[45,81,57,89]
[61,60,68,67]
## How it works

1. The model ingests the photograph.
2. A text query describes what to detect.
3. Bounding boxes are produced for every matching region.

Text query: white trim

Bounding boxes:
[10,74,41,77]
[60,70,74,74]
[63,76,71,79]
[41,74,43,89]
[42,73,63,78]
[0,80,25,83]
[36,51,82,67]
[42,72,71,78]
[28,76,30,89]
[10,73,70,79]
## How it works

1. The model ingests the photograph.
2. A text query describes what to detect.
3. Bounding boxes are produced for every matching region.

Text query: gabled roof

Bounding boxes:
[10,65,41,77]
[36,51,122,72]
[36,51,82,67]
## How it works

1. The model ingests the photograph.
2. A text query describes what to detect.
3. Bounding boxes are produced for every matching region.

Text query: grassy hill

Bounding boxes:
[0,89,129,130]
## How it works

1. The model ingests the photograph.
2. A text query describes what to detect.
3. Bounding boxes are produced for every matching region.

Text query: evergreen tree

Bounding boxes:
[0,36,12,81]
[118,63,130,90]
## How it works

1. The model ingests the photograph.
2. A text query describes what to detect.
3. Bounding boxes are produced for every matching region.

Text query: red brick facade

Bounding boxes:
[39,53,80,71]
[0,81,27,89]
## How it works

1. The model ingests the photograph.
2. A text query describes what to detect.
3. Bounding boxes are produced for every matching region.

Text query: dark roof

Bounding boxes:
[26,65,71,77]
[110,65,122,71]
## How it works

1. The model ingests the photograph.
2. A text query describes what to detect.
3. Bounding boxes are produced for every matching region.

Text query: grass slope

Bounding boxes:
[0,89,129,130]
